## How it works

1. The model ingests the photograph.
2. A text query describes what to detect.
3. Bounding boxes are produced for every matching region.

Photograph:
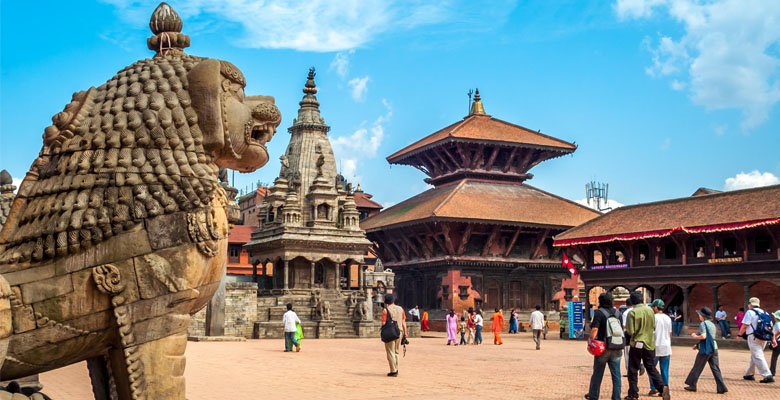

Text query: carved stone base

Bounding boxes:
[316,320,336,339]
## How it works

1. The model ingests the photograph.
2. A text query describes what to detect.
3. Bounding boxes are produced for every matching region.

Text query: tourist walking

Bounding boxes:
[648,299,672,396]
[282,303,301,352]
[625,292,669,400]
[738,297,775,383]
[621,298,634,374]
[410,305,420,322]
[770,310,780,376]
[474,310,484,345]
[683,307,728,394]
[715,305,730,339]
[446,309,458,345]
[459,317,468,345]
[421,309,430,332]
[492,308,505,345]
[671,306,683,337]
[467,308,476,344]
[508,309,518,334]
[584,292,622,400]
[381,294,407,377]
[530,305,544,350]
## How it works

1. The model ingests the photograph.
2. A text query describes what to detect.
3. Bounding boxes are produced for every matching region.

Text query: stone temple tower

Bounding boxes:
[247,69,383,338]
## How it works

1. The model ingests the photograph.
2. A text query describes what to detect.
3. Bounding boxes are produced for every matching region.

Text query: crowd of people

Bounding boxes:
[585,292,780,400]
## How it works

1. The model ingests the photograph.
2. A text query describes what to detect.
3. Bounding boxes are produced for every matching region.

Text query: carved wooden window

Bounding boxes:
[510,281,522,307]
[458,285,470,298]
[663,242,677,259]
[754,235,772,254]
[228,245,241,264]
[441,285,449,300]
[722,237,737,256]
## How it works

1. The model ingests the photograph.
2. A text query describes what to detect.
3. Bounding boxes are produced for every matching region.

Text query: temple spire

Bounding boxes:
[469,88,485,116]
[294,67,327,127]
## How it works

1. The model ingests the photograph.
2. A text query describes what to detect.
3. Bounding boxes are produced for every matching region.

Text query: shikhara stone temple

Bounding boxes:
[245,68,396,339]
[361,91,600,317]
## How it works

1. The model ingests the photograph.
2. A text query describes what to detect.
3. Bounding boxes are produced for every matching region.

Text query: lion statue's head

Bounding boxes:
[0,3,280,265]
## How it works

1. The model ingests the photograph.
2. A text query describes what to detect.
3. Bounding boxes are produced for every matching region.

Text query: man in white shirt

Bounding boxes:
[282,303,302,352]
[530,305,544,350]
[738,297,773,383]
[409,306,420,322]
[648,299,672,396]
[621,298,634,374]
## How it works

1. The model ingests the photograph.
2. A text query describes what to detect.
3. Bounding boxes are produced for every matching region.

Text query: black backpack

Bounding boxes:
[381,305,402,343]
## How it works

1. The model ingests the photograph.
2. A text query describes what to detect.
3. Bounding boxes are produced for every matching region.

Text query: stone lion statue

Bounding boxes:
[0,3,280,399]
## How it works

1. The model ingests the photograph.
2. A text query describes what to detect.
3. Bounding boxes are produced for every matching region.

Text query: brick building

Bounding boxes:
[361,91,600,315]
[553,184,780,331]
[238,187,269,226]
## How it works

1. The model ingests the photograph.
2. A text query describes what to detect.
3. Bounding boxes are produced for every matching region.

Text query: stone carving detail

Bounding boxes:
[353,300,369,321]
[0,3,279,399]
[92,264,125,295]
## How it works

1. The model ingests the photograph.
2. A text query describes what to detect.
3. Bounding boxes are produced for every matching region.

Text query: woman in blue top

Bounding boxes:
[684,307,727,394]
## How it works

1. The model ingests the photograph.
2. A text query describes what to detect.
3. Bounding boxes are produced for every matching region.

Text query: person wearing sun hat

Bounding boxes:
[684,306,728,393]
[738,297,774,383]
[770,310,780,377]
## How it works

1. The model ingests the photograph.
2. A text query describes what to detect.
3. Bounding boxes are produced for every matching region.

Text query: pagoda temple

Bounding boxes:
[245,69,394,338]
[361,90,600,315]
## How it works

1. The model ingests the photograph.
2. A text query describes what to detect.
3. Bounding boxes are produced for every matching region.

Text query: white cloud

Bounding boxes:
[329,50,354,79]
[660,137,671,150]
[615,0,668,20]
[576,198,625,212]
[12,177,22,194]
[347,76,370,102]
[724,170,780,191]
[102,1,515,52]
[617,0,780,130]
[332,99,392,183]
[670,79,686,91]
[714,124,727,136]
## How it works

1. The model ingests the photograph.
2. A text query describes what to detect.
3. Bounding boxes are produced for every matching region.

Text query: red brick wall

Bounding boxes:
[751,281,780,312]
[688,284,713,323]
[717,282,743,326]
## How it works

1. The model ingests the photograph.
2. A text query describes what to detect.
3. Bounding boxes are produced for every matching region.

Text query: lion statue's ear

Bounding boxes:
[188,59,225,152]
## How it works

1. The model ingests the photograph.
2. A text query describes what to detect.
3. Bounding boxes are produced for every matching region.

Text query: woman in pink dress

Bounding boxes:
[446,309,458,345]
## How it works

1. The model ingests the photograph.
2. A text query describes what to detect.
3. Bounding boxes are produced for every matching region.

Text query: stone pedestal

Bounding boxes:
[355,321,378,338]
[317,320,336,338]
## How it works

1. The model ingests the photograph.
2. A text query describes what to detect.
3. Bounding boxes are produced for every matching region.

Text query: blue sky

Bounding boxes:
[2,0,779,209]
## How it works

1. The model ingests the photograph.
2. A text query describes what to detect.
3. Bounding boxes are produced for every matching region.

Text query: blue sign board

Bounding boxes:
[568,301,584,339]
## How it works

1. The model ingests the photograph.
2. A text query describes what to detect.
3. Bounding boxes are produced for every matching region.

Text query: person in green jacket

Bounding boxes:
[625,292,670,400]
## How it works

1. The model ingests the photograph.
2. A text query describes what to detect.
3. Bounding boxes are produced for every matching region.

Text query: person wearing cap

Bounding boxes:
[770,310,780,377]
[738,297,774,383]
[648,299,672,396]
[683,307,728,394]
[585,292,622,400]
[381,293,407,377]
[625,292,669,400]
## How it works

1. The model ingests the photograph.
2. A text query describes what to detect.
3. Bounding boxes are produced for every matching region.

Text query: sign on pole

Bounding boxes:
[568,301,584,339]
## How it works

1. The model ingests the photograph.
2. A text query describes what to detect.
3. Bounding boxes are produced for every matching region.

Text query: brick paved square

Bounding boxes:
[40,332,779,399]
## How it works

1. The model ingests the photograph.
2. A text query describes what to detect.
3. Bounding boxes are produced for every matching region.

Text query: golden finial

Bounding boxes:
[469,88,485,115]
[355,183,363,193]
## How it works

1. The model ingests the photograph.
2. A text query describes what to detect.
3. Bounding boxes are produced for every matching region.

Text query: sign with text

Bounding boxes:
[568,301,584,339]
[589,263,630,270]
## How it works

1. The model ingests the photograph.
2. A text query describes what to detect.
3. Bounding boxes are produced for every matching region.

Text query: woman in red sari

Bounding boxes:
[421,310,430,332]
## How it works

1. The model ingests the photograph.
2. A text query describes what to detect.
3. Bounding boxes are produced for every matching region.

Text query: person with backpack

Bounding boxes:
[585,292,623,400]
[683,307,728,394]
[625,292,669,400]
[381,293,407,377]
[648,299,672,396]
[738,297,775,383]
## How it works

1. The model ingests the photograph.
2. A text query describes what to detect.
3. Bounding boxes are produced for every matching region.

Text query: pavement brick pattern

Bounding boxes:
[40,332,779,399]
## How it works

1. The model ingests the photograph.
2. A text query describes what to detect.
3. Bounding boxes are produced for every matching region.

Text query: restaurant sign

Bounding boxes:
[589,263,630,270]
